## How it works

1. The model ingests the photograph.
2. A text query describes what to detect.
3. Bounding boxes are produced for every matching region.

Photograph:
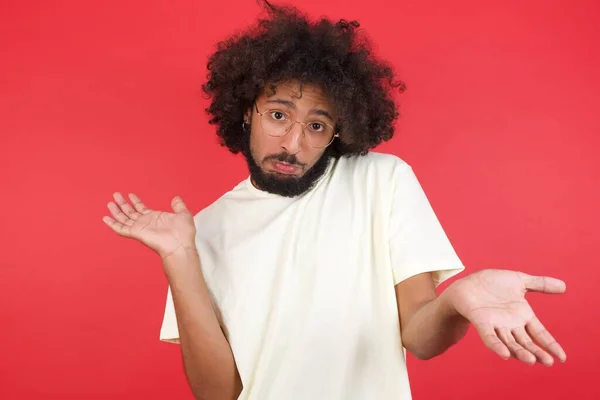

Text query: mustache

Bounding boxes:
[265,152,305,167]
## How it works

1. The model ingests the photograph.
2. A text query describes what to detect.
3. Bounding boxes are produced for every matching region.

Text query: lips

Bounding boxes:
[272,161,299,174]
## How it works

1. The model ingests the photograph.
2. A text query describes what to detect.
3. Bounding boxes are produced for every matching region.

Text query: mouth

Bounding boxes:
[270,160,301,175]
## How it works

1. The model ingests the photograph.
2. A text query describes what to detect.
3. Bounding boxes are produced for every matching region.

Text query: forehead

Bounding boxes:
[260,81,334,110]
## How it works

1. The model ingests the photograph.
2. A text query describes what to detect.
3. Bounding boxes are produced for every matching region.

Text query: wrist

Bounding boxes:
[438,284,464,320]
[160,244,197,262]
[160,245,200,276]
[435,283,471,346]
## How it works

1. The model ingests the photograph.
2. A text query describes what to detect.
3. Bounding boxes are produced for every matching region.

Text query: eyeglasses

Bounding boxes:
[254,103,339,149]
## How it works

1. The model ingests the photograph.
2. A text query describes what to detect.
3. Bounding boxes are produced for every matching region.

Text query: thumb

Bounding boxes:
[520,272,566,294]
[170,196,189,214]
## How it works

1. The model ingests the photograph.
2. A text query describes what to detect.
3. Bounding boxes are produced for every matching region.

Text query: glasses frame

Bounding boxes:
[254,103,339,149]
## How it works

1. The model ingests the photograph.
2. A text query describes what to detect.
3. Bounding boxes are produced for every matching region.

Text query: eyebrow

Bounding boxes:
[265,99,334,123]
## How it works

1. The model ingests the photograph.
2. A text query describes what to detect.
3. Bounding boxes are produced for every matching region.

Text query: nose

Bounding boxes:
[280,122,303,154]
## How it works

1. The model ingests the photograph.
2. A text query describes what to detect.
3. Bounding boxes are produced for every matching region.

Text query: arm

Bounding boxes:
[395,269,567,366]
[387,162,470,359]
[386,162,566,365]
[395,272,469,360]
[163,248,242,400]
[102,193,242,399]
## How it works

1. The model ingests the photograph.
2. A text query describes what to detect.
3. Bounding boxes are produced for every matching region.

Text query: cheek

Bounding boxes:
[249,129,271,163]
[304,149,327,168]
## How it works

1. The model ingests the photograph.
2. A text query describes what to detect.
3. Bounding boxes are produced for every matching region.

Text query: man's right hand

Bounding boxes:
[103,192,196,260]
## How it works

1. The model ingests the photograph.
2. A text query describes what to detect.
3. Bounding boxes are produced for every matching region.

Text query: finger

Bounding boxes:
[107,202,133,226]
[497,327,536,365]
[512,326,554,366]
[527,316,567,363]
[102,216,132,237]
[113,192,142,220]
[519,272,566,294]
[171,196,189,214]
[129,193,151,214]
[474,323,510,360]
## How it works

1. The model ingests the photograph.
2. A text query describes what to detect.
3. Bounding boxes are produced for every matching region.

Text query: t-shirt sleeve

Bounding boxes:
[159,285,180,344]
[389,161,465,287]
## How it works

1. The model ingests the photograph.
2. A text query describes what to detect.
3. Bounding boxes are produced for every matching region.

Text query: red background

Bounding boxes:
[1,0,598,399]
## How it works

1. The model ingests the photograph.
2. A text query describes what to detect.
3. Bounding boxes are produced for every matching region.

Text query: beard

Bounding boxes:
[241,139,332,198]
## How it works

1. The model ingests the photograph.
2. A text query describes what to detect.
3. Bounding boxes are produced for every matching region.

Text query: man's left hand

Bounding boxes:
[446,269,567,366]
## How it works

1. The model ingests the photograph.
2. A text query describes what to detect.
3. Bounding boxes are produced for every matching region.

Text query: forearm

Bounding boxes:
[163,249,242,400]
[400,288,470,360]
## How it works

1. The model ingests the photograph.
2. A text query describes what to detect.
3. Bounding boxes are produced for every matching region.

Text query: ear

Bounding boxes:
[243,107,252,124]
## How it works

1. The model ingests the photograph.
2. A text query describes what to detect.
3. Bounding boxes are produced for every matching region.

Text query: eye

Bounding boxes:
[308,122,325,132]
[269,111,286,121]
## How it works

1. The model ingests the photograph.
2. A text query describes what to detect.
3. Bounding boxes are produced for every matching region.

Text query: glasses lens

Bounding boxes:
[305,123,335,148]
[261,111,290,137]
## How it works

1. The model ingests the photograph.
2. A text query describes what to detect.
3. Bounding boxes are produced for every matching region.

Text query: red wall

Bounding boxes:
[1,0,598,399]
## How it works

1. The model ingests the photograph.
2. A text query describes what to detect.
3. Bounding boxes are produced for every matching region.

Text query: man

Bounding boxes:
[103,2,566,399]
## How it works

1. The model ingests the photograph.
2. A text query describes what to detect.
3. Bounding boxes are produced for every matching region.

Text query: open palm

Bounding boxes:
[102,192,196,259]
[449,269,567,366]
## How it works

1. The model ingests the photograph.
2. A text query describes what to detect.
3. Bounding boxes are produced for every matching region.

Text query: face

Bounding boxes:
[242,81,338,197]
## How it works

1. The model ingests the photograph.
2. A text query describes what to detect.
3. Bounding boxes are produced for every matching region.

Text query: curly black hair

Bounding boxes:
[201,0,406,158]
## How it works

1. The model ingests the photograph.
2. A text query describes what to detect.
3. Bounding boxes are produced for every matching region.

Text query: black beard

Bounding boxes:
[241,141,332,198]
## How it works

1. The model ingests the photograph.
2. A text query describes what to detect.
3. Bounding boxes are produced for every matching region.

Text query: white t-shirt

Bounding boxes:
[160,151,465,399]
